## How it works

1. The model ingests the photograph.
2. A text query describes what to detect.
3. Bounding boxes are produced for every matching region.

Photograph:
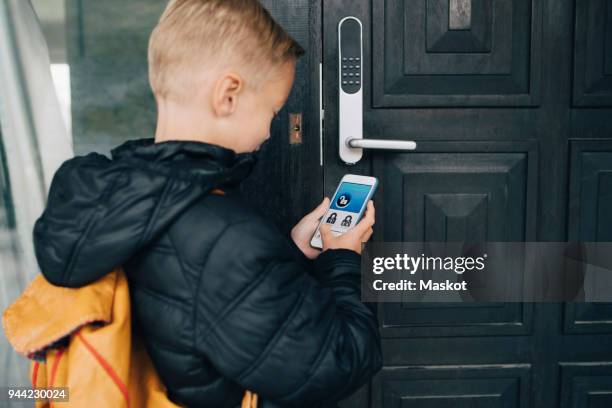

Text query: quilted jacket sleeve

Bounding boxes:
[194,219,382,407]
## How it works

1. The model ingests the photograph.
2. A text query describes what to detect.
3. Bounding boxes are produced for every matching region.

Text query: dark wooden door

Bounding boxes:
[322,1,612,407]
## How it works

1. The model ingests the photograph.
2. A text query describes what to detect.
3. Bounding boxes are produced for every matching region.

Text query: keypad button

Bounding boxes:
[356,73,360,77]
[349,80,353,84]
[342,65,347,69]
[342,57,347,61]
[342,80,347,84]
[356,57,360,61]
[349,57,353,61]
[343,73,347,77]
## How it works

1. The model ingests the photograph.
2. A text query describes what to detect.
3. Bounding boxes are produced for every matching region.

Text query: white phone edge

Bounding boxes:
[310,174,378,249]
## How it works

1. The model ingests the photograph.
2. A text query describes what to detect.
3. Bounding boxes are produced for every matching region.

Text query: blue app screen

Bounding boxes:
[329,182,372,213]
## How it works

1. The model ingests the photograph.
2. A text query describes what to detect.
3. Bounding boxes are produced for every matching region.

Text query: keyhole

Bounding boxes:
[289,112,303,145]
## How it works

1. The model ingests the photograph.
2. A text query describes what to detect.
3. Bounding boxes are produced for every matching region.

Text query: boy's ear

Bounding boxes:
[211,72,243,117]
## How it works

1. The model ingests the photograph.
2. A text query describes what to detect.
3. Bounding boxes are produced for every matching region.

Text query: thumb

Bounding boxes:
[319,222,332,240]
[311,197,330,219]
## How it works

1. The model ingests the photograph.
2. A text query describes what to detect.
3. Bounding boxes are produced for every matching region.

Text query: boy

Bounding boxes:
[32,0,382,407]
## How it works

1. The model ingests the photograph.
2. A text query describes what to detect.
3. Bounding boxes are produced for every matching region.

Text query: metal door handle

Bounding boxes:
[346,138,417,151]
[338,17,417,164]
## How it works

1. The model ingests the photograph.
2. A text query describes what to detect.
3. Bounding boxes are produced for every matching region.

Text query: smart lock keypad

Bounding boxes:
[339,18,362,94]
[341,56,361,93]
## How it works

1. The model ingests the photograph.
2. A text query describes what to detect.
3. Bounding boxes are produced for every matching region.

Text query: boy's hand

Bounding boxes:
[290,197,330,260]
[320,200,375,255]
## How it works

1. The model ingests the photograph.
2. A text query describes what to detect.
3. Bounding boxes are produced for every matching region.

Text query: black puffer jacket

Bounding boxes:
[32,138,382,408]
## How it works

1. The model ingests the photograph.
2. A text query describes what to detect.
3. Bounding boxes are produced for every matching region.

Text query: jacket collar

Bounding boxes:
[111,137,238,165]
[110,137,258,188]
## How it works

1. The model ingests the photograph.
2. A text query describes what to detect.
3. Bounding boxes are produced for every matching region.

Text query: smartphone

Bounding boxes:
[310,174,378,249]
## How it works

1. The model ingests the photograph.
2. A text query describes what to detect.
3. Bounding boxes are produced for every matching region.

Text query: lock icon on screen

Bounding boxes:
[341,215,352,227]
[326,212,337,224]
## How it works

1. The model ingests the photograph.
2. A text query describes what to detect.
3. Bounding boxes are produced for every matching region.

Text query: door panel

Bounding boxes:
[372,0,542,107]
[572,0,612,106]
[380,302,532,337]
[376,145,537,243]
[560,363,612,408]
[565,140,612,335]
[372,364,531,408]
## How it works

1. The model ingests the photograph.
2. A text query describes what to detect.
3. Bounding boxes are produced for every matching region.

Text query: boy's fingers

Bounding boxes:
[352,201,375,235]
[321,201,375,242]
[366,200,375,221]
[346,220,371,241]
[319,222,331,239]
[311,197,330,220]
[361,227,374,242]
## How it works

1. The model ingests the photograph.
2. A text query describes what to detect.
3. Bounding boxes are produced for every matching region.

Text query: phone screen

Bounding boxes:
[313,182,373,242]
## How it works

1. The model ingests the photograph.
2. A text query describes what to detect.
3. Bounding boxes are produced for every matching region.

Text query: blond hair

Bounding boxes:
[148,0,305,102]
